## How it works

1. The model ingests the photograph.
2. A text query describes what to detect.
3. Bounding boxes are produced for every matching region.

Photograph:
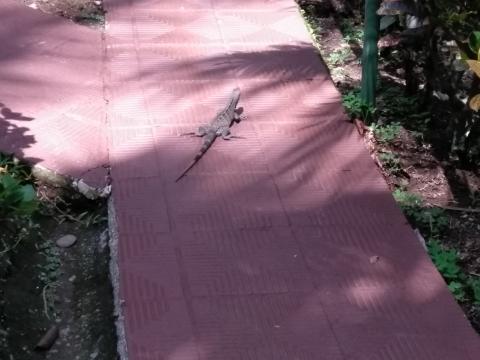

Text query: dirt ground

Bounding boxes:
[19,0,104,26]
[0,187,117,360]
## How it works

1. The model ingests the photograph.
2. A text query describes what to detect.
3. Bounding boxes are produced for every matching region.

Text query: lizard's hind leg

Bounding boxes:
[181,126,208,137]
[221,129,232,140]
[196,126,209,136]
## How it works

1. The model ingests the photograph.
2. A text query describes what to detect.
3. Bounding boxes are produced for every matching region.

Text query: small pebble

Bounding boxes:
[56,234,77,248]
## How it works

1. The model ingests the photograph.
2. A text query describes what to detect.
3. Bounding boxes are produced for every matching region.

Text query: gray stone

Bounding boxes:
[56,234,77,248]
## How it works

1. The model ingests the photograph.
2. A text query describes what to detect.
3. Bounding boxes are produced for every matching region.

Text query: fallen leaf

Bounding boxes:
[466,60,480,78]
[469,94,480,112]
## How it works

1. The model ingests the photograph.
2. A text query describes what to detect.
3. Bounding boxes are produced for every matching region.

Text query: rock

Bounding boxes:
[72,179,111,200]
[56,234,77,248]
[31,166,71,188]
[35,325,59,351]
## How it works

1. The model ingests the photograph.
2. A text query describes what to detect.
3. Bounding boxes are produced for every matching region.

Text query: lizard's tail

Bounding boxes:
[175,134,216,182]
[175,159,197,182]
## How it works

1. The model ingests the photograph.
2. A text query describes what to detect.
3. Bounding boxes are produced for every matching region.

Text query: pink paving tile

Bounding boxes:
[215,8,311,45]
[212,0,295,10]
[118,232,184,299]
[124,298,197,360]
[136,45,234,81]
[191,293,344,360]
[105,46,140,84]
[112,177,171,233]
[164,173,289,230]
[221,43,329,80]
[0,0,107,185]
[106,81,152,125]
[133,10,223,44]
[176,228,313,295]
[115,0,213,11]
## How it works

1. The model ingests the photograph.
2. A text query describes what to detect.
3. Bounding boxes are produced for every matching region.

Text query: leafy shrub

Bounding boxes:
[370,122,402,144]
[468,278,480,305]
[428,240,462,280]
[0,154,38,263]
[342,90,376,123]
[339,19,364,44]
[393,189,448,236]
[428,239,466,301]
[326,48,353,66]
[378,151,402,173]
[0,174,38,220]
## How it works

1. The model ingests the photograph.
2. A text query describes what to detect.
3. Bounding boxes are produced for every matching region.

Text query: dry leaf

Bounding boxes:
[469,94,480,112]
[466,60,480,78]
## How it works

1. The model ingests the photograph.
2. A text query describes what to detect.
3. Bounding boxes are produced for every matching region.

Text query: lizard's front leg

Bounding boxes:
[233,107,246,123]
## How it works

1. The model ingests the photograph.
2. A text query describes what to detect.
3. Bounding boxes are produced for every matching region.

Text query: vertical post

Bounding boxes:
[360,0,380,107]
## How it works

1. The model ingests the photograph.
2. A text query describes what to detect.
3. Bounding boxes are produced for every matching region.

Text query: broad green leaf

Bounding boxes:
[20,184,36,202]
[0,174,18,189]
[466,60,480,77]
[469,94,480,112]
[468,31,480,54]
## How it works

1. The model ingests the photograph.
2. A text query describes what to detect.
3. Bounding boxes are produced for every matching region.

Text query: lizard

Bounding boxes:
[175,87,244,182]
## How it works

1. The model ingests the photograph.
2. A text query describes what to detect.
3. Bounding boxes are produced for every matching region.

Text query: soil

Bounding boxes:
[0,188,117,360]
[18,0,105,27]
[297,0,480,332]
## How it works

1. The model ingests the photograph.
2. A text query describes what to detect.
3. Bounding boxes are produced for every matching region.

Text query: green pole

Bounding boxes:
[360,0,380,108]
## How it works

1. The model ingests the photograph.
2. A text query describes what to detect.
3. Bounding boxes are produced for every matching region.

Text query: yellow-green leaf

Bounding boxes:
[469,94,480,112]
[466,60,480,77]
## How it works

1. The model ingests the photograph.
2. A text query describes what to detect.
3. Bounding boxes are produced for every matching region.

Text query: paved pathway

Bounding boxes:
[0,0,107,185]
[2,0,480,359]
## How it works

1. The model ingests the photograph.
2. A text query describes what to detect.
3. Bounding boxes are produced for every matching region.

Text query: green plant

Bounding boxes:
[339,19,364,44]
[428,240,462,279]
[393,190,448,236]
[428,240,467,301]
[0,174,38,220]
[326,47,353,66]
[468,278,480,305]
[342,90,376,123]
[370,122,402,144]
[0,153,31,180]
[426,239,480,304]
[448,281,467,301]
[378,151,401,173]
